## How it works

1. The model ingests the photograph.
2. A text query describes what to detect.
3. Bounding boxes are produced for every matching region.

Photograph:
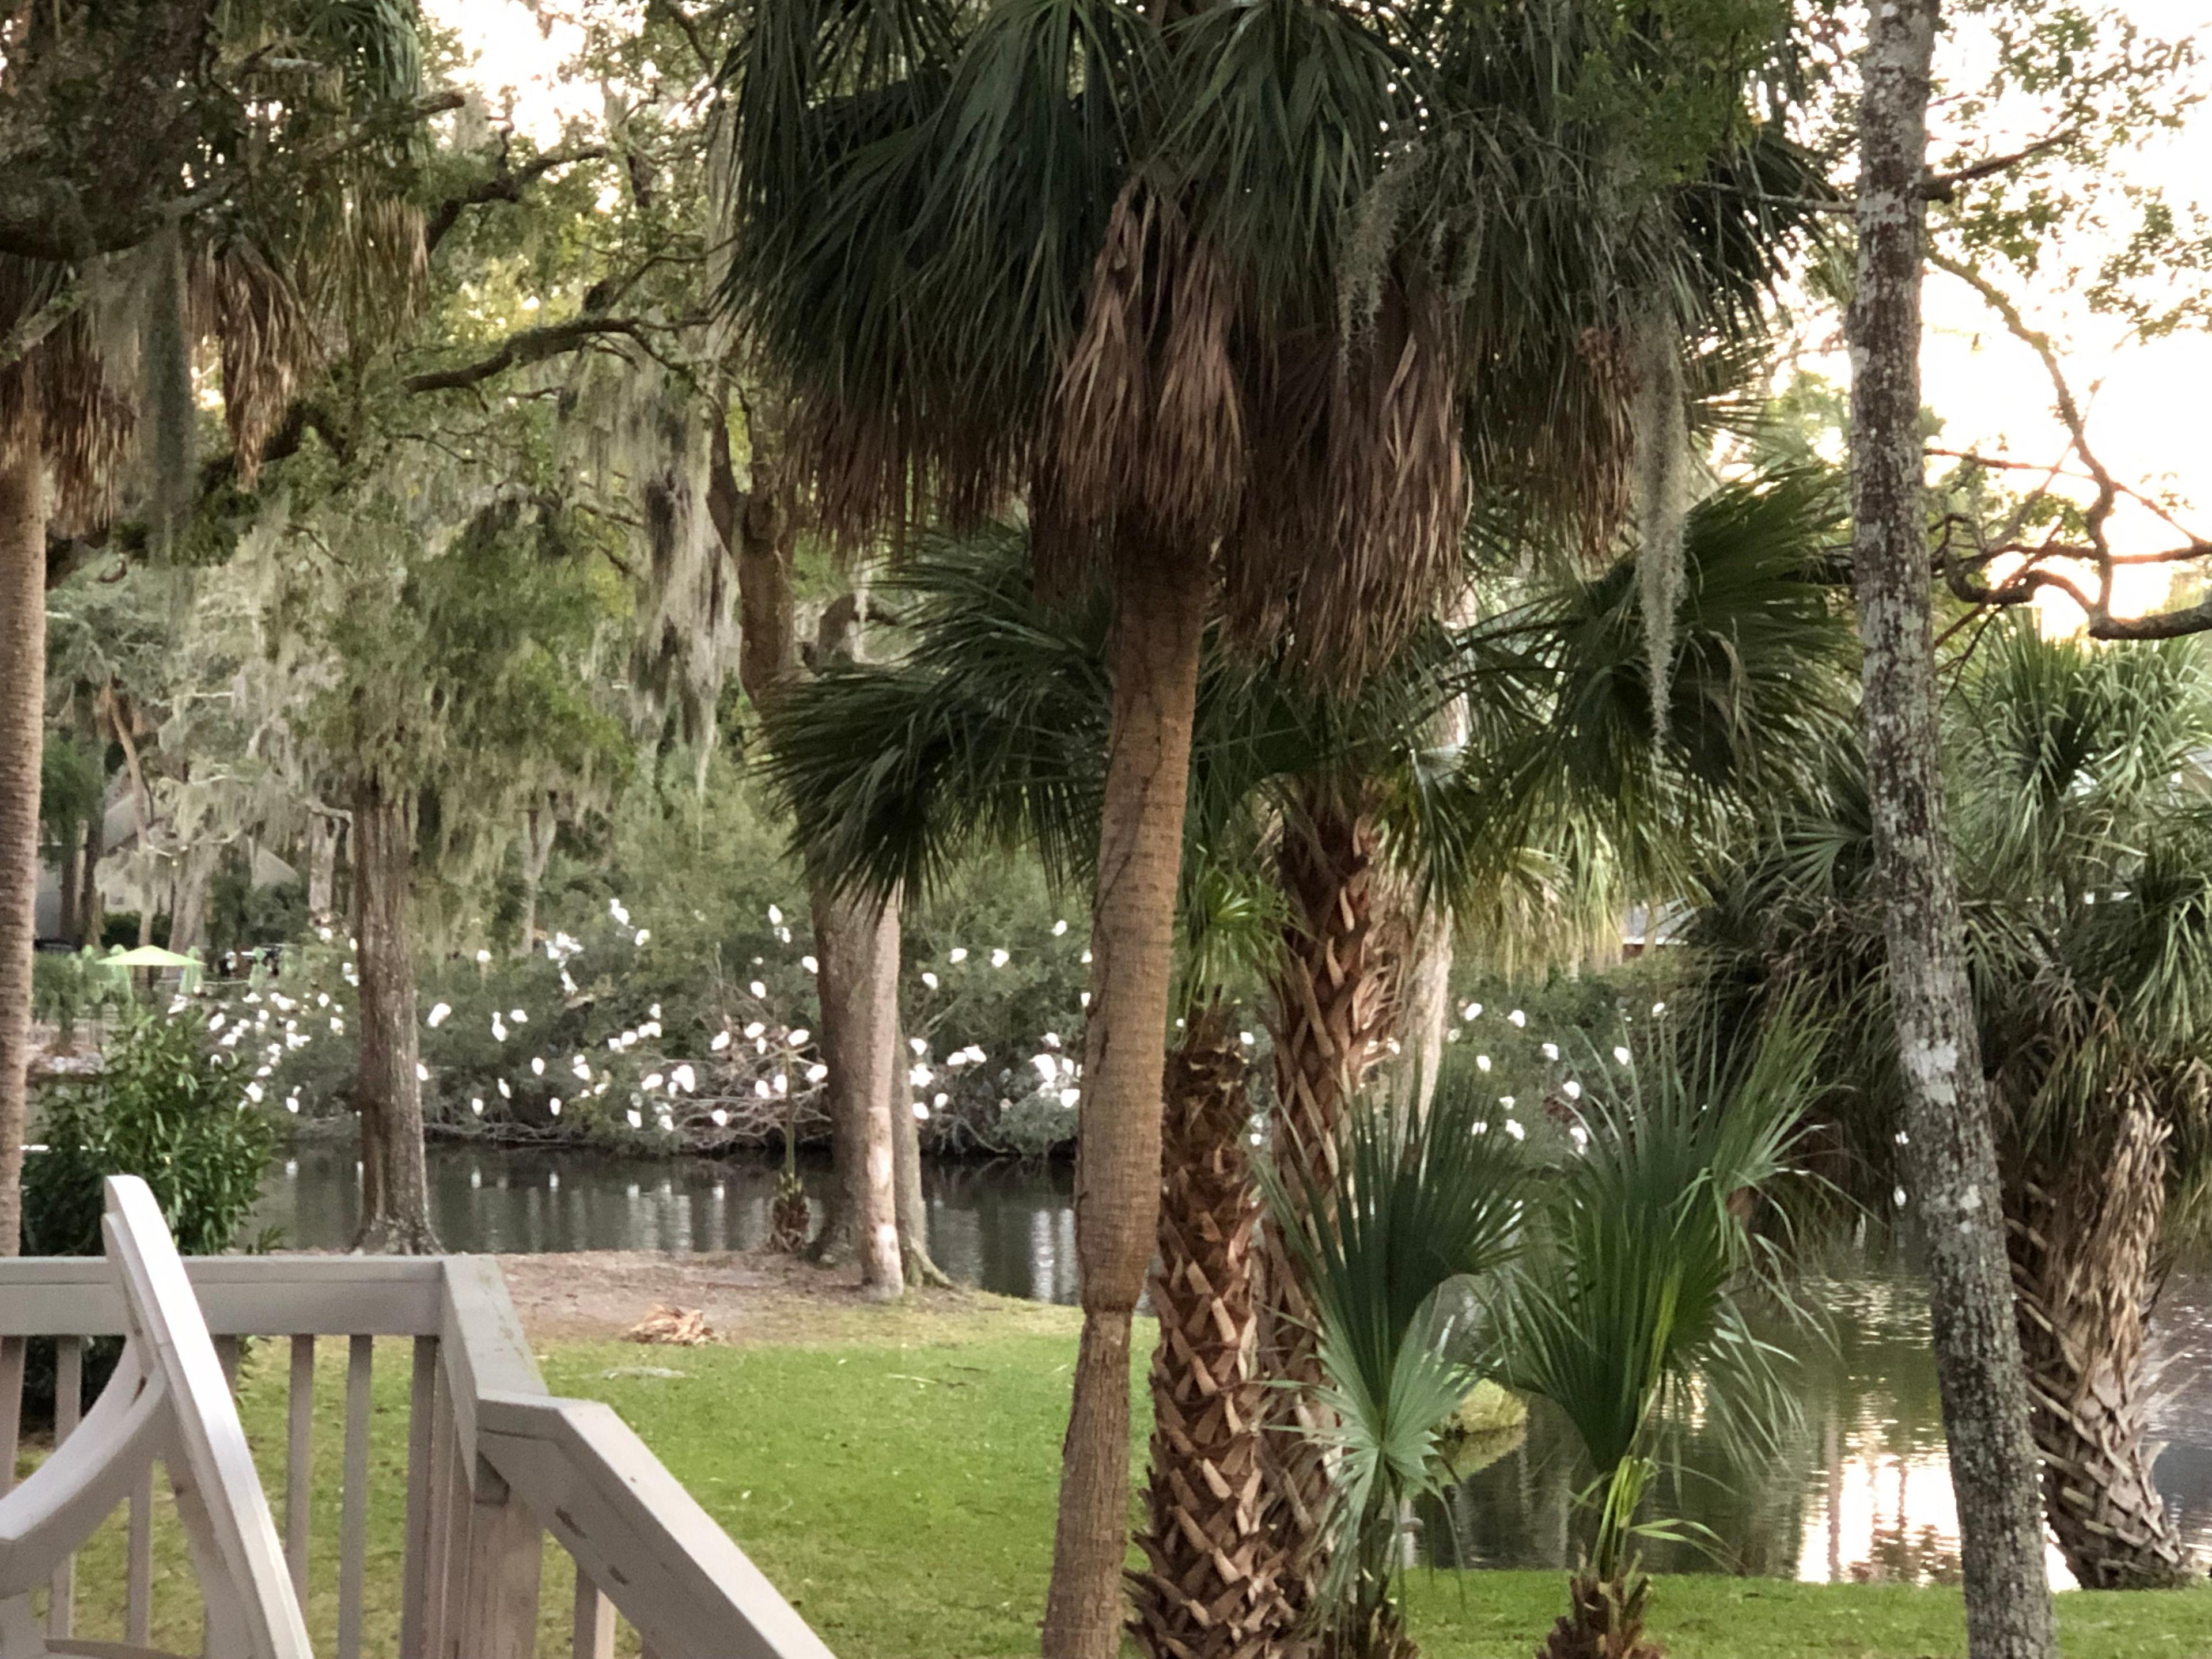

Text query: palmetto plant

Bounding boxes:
[716,0,1821,1637]
[1495,1016,1821,1659]
[1257,1083,1531,1659]
[1695,616,2212,1587]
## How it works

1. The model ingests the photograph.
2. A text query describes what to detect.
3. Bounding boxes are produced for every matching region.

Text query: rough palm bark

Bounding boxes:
[0,450,45,1255]
[1044,549,1211,1659]
[350,773,440,1254]
[1849,3,2060,1652]
[1256,784,1402,1639]
[809,884,904,1299]
[1132,1002,1286,1659]
[2008,1101,2187,1588]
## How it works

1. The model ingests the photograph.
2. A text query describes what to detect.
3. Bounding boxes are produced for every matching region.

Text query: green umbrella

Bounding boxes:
[98,945,204,994]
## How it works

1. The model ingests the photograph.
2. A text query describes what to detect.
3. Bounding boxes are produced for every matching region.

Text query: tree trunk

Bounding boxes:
[885,895,953,1289]
[350,774,440,1254]
[1255,785,1401,1641]
[517,801,556,960]
[1132,1002,1286,1659]
[77,806,104,949]
[808,879,903,1298]
[2009,1102,2187,1588]
[1042,550,1210,1659]
[0,451,46,1256]
[1850,5,2059,1652]
[307,810,340,923]
[1388,908,1450,1124]
[167,840,217,955]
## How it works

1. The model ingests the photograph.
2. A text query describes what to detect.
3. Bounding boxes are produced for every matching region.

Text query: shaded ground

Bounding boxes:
[497,1247,1082,1347]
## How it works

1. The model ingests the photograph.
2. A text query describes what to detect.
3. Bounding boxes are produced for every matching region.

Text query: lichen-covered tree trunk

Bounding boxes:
[1043,549,1210,1659]
[2009,1103,2187,1588]
[167,840,218,954]
[0,450,46,1255]
[1256,784,1400,1643]
[307,809,340,923]
[887,909,953,1289]
[1850,2,2058,1651]
[516,801,556,959]
[350,774,440,1254]
[1133,1002,1287,1659]
[808,881,903,1298]
[77,809,104,948]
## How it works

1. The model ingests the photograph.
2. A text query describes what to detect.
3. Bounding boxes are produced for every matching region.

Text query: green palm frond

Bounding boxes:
[1256,1082,1531,1648]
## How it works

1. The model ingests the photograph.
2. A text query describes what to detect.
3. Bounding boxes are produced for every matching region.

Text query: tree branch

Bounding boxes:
[402,317,654,393]
[1923,133,2074,200]
[425,144,608,253]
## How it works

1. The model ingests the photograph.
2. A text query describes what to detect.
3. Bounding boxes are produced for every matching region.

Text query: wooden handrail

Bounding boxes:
[0,1248,837,1659]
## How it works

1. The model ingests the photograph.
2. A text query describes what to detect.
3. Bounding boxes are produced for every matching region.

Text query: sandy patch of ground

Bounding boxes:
[495,1248,1081,1349]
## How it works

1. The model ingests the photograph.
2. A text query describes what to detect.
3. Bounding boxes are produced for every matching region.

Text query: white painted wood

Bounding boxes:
[457,1460,539,1659]
[571,1573,615,1659]
[397,1339,437,1659]
[0,1260,442,1339]
[126,1464,151,1646]
[101,1176,313,1659]
[480,1396,836,1659]
[44,1339,81,1640]
[0,1339,21,1498]
[285,1336,314,1603]
[336,1336,372,1659]
[0,1349,166,1595]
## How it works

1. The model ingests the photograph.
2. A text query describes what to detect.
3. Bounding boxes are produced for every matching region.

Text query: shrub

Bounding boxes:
[25,1007,280,1258]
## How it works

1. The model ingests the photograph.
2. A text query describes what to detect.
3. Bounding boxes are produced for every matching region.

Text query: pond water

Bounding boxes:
[256,1142,2212,1589]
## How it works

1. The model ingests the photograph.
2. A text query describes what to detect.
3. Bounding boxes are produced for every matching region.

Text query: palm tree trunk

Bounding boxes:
[1256,784,1400,1635]
[1043,551,1210,1659]
[886,906,953,1289]
[1850,3,2058,1652]
[2008,1103,2187,1588]
[1133,1002,1286,1659]
[808,880,903,1297]
[351,773,440,1253]
[0,450,46,1256]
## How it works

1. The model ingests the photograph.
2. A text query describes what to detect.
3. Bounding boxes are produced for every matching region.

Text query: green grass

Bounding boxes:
[25,1312,2212,1658]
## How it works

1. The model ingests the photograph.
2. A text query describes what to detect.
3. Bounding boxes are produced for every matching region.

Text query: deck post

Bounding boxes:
[456,1455,542,1659]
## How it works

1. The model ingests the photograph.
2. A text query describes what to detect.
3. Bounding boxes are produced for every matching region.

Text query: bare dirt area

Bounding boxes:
[495,1248,1081,1349]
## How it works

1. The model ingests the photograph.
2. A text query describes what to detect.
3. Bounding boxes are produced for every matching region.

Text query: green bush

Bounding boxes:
[31,950,120,1045]
[25,1008,280,1258]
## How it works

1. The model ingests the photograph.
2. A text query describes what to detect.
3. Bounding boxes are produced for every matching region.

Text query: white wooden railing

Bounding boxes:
[0,1210,836,1659]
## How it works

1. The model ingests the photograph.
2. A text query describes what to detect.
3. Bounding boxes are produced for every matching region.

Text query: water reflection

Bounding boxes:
[257,1141,1080,1297]
[259,1144,2212,1585]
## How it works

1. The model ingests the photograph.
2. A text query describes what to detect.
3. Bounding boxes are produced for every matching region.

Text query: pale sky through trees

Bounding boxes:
[434,0,2212,612]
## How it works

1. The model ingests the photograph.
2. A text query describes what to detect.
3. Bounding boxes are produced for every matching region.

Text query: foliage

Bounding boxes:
[30,949,123,1045]
[24,1009,279,1257]
[1259,1084,1529,1656]
[1492,1016,1822,1588]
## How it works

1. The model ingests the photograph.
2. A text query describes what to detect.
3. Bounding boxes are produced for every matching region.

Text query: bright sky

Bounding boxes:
[434,0,2212,590]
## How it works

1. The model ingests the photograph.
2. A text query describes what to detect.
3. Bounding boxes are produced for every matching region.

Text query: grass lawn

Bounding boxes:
[29,1297,2212,1658]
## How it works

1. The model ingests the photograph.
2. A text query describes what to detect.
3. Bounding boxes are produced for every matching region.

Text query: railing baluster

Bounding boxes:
[423,1364,465,1659]
[127,1458,154,1645]
[286,1334,315,1603]
[571,1570,616,1659]
[0,1335,22,1496]
[46,1336,81,1639]
[399,1336,439,1659]
[337,1334,374,1659]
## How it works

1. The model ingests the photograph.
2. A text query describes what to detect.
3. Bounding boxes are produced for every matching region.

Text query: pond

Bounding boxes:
[255,1141,2212,1589]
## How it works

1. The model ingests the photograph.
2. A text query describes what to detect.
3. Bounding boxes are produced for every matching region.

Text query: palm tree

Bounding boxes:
[1495,1017,1823,1659]
[763,471,1854,1650]
[0,0,425,1252]
[715,0,1824,1639]
[1695,616,2212,1588]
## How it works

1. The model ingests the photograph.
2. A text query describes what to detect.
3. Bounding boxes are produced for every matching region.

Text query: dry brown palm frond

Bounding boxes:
[207,241,323,486]
[624,1304,715,1346]
[1047,182,1247,586]
[1228,278,1465,686]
